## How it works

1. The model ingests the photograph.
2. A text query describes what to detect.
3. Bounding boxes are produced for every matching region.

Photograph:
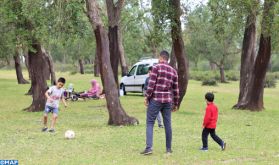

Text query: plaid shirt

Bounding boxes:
[145,61,179,106]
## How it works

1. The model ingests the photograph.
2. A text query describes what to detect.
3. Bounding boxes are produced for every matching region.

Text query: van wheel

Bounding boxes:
[120,84,127,95]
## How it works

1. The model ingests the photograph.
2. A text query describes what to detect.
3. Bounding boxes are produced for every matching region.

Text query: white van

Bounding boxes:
[120,58,158,95]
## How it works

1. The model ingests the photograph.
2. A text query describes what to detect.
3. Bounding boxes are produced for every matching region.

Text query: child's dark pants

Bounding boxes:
[202,128,223,148]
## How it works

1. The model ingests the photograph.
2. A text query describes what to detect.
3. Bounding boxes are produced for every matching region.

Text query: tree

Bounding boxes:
[14,47,29,84]
[118,27,128,76]
[2,0,57,111]
[232,0,258,109]
[94,50,100,77]
[169,0,189,108]
[120,2,148,64]
[86,0,138,125]
[234,0,277,111]
[185,3,241,82]
[45,50,56,85]
[25,41,49,112]
[208,0,242,82]
[106,0,125,85]
[169,46,177,70]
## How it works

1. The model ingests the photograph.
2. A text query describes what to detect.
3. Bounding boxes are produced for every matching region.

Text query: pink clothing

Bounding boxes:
[87,80,101,97]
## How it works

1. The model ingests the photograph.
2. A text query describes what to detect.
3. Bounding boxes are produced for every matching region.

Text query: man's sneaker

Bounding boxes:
[41,127,48,132]
[221,142,226,151]
[140,149,152,155]
[199,147,208,151]
[166,148,173,154]
[158,125,164,128]
[49,128,55,133]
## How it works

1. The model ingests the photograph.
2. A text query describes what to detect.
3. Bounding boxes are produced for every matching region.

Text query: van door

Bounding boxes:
[124,65,137,92]
[134,64,149,92]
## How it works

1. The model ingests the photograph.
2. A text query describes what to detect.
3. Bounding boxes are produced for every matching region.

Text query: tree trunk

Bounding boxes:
[106,0,125,86]
[23,53,31,80]
[24,42,48,112]
[246,34,271,110]
[14,49,29,84]
[96,36,105,94]
[169,0,189,108]
[118,27,128,76]
[86,0,138,125]
[209,61,217,70]
[169,46,177,70]
[94,53,100,77]
[194,61,198,69]
[6,57,11,66]
[151,44,158,58]
[44,50,56,85]
[108,26,120,86]
[233,13,257,109]
[233,0,276,111]
[219,64,226,83]
[78,58,85,74]
[25,52,33,95]
[43,55,51,80]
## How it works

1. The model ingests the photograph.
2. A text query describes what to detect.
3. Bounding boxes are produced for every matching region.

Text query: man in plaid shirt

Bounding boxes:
[140,50,179,155]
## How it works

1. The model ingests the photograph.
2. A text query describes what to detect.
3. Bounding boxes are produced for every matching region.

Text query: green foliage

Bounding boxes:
[271,71,279,79]
[70,70,78,75]
[47,0,95,64]
[265,73,277,88]
[190,70,240,82]
[225,70,240,81]
[121,3,148,65]
[272,3,279,53]
[190,70,219,81]
[185,4,241,71]
[202,78,218,86]
[0,0,94,66]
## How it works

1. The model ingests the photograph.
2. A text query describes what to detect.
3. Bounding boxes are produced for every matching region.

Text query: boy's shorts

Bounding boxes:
[44,105,59,115]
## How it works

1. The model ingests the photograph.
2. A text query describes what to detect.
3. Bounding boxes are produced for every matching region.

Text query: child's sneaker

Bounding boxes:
[199,147,208,151]
[221,142,226,151]
[49,128,55,133]
[41,127,48,132]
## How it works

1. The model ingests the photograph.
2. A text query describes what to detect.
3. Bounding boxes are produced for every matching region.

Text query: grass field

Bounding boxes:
[0,70,279,165]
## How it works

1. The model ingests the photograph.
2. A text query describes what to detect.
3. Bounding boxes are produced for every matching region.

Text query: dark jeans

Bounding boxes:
[202,128,223,148]
[146,99,172,150]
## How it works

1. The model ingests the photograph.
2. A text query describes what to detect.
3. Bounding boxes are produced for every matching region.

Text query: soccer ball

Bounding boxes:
[64,130,75,139]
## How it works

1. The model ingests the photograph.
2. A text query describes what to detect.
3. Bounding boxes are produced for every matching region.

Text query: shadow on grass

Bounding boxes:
[178,111,197,116]
[123,93,144,97]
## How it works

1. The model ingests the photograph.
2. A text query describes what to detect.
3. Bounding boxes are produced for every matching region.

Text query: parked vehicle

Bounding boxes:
[120,58,158,95]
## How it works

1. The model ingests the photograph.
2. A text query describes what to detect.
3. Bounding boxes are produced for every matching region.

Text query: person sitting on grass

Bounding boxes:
[200,92,226,151]
[80,79,101,99]
[42,77,67,133]
[144,66,164,128]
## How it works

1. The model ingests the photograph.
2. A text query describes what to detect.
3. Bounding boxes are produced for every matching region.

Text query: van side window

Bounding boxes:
[128,66,137,76]
[136,64,149,75]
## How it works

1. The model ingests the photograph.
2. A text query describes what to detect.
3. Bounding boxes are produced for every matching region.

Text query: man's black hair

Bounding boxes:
[148,66,153,71]
[58,77,66,84]
[205,92,214,102]
[160,50,169,61]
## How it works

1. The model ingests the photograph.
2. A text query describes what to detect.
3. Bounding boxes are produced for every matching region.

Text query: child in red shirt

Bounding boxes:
[200,92,226,151]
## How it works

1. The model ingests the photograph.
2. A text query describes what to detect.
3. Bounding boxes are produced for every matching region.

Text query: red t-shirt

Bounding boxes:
[203,102,218,129]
